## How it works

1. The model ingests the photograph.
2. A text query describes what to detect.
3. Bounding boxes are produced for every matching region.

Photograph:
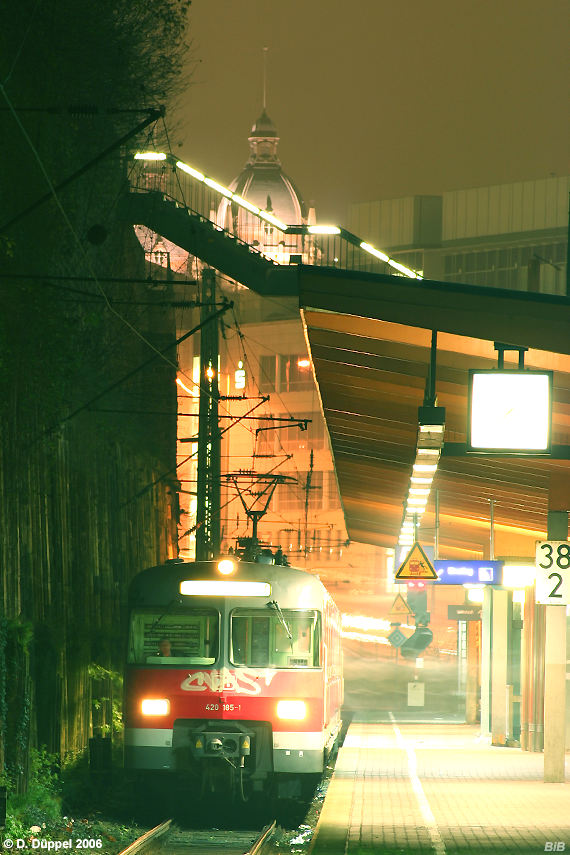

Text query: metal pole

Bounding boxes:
[489,499,495,560]
[566,191,570,297]
[543,507,568,780]
[434,489,439,559]
[196,269,221,560]
[423,330,438,405]
[532,603,546,751]
[480,586,492,737]
[520,587,533,751]
[304,450,314,559]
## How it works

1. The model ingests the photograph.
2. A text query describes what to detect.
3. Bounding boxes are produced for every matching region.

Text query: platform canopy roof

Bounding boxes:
[298,267,570,559]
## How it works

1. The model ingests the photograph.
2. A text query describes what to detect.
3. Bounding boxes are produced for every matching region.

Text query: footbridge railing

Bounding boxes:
[124,152,421,292]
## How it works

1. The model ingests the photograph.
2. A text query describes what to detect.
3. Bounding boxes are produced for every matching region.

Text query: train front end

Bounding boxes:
[124,557,342,800]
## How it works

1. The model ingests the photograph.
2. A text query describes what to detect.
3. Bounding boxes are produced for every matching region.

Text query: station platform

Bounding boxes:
[309,716,570,854]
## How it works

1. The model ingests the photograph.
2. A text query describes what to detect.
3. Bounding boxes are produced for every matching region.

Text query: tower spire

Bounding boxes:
[262,46,268,110]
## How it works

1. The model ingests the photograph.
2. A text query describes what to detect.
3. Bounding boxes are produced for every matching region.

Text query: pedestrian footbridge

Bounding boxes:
[122,150,421,296]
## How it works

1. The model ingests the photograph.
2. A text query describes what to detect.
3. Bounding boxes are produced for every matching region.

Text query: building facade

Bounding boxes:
[348,176,569,295]
[175,110,387,613]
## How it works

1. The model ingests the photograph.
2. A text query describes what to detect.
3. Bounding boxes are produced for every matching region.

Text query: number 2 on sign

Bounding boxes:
[546,572,563,598]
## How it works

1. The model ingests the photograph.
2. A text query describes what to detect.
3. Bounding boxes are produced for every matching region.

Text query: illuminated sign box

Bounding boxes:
[467,369,552,453]
[433,560,503,585]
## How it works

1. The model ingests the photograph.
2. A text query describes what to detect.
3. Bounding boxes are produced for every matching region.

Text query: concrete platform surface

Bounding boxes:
[308,717,570,854]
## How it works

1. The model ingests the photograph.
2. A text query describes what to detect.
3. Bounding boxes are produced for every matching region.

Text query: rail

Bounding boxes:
[117,818,276,855]
[117,820,172,855]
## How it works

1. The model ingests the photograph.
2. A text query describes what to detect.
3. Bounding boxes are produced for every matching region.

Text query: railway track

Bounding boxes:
[117,818,276,855]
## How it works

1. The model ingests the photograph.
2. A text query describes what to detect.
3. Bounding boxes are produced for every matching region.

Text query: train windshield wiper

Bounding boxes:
[148,598,180,634]
[267,599,293,647]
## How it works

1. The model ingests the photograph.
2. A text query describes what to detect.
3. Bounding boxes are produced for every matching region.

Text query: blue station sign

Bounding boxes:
[433,559,503,586]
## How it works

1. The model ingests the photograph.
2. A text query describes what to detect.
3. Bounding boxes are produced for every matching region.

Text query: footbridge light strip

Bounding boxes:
[132,152,421,279]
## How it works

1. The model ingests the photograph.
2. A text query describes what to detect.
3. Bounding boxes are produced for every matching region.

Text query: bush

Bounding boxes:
[4,748,62,831]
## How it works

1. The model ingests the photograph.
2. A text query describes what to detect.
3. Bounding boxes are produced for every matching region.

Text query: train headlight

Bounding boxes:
[217,559,236,576]
[276,700,306,720]
[141,698,170,716]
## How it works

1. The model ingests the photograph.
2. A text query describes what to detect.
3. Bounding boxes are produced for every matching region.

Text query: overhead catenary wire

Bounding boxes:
[37,301,232,444]
[2,76,331,555]
[127,148,343,555]
[0,87,222,417]
[0,271,198,287]
[219,307,331,551]
[125,394,270,507]
[228,304,308,478]
[2,0,43,87]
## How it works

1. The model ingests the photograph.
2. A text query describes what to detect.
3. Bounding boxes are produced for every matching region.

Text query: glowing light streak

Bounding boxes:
[231,194,260,215]
[204,176,233,198]
[388,258,417,278]
[135,152,167,161]
[176,160,205,181]
[259,210,288,231]
[342,614,392,632]
[308,225,341,235]
[359,241,389,262]
[341,631,391,645]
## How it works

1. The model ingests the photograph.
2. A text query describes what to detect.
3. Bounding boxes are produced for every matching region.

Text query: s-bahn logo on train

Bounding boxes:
[124,553,343,801]
[179,666,277,695]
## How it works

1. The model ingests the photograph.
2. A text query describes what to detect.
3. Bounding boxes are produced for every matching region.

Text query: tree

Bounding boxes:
[0,0,191,784]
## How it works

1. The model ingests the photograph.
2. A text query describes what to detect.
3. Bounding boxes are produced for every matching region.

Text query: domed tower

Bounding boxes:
[217,109,312,261]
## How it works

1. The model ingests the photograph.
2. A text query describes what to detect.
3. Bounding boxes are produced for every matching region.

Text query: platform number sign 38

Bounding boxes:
[535,541,570,605]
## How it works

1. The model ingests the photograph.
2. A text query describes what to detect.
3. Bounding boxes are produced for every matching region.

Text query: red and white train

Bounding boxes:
[124,554,343,800]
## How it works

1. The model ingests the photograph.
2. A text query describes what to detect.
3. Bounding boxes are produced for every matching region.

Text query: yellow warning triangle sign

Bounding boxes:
[395,542,438,580]
[389,593,413,617]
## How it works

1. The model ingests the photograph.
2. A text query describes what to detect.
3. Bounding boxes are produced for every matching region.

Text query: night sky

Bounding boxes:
[173,0,568,224]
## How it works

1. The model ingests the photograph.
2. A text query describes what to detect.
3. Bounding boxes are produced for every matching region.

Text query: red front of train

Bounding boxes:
[124,557,343,798]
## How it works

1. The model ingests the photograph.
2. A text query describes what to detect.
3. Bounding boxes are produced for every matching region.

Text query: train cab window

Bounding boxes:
[230,609,320,668]
[127,609,219,665]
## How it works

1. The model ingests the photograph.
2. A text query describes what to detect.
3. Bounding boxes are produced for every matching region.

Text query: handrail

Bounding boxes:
[130,152,422,280]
